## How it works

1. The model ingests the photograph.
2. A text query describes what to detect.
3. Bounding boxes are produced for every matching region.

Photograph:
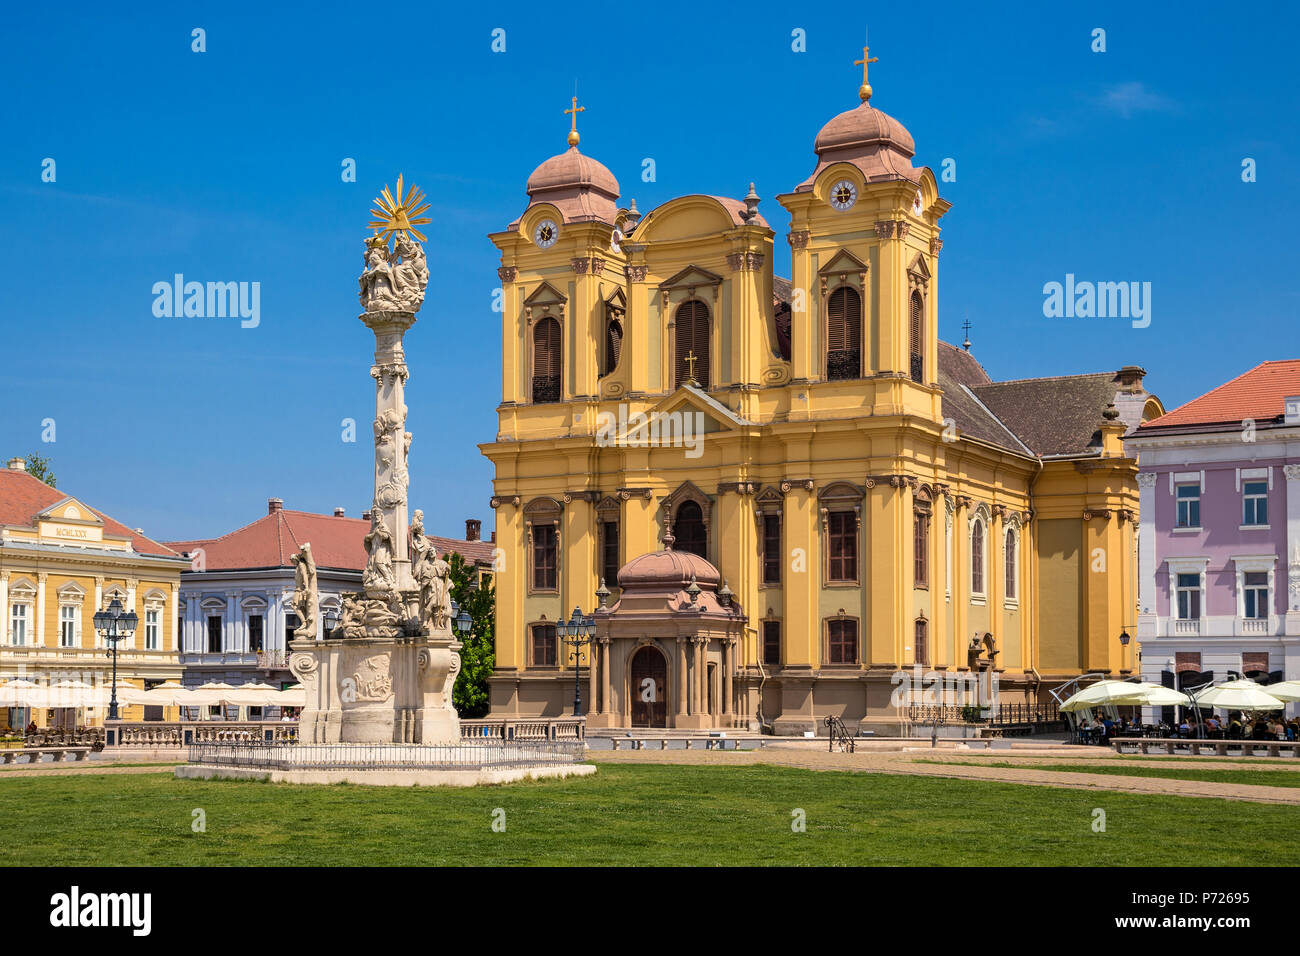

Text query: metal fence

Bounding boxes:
[187,740,587,771]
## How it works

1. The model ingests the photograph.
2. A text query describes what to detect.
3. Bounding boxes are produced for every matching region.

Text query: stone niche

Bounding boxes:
[290,627,461,745]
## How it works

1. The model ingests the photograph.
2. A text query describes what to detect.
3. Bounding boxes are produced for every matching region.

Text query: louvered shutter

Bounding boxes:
[675,301,710,388]
[533,317,561,402]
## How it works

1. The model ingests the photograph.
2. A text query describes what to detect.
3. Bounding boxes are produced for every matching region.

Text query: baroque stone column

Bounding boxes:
[364,310,417,594]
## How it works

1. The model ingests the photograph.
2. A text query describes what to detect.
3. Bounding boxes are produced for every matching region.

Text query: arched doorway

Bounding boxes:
[630,645,668,727]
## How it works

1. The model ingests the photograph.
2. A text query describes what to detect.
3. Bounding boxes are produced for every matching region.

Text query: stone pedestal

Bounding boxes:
[290,629,461,745]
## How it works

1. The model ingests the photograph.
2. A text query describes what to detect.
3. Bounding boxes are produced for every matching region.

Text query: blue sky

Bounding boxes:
[0,1,1295,543]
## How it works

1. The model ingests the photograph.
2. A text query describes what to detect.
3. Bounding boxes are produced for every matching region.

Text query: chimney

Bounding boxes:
[333,507,346,518]
[362,510,372,521]
[267,497,283,514]
[1116,365,1146,393]
[490,530,496,544]
[465,518,481,542]
[7,457,26,472]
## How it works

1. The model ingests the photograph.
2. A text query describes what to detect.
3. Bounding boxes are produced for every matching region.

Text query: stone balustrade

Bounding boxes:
[104,720,299,748]
[459,717,585,741]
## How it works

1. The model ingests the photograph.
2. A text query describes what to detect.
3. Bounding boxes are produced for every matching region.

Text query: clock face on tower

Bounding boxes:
[829,180,858,211]
[534,219,559,248]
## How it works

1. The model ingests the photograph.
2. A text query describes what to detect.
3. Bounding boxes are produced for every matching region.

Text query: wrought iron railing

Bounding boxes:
[826,349,860,380]
[187,740,586,771]
[532,374,561,404]
[910,354,924,383]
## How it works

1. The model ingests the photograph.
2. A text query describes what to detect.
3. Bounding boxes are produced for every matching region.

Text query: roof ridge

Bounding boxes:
[278,512,301,565]
[958,383,1034,456]
[974,370,1117,388]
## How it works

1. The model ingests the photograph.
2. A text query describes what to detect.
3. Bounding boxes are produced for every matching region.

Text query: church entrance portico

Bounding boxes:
[582,542,746,731]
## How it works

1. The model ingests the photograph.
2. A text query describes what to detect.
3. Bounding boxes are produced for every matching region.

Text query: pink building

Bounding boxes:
[1127,361,1300,703]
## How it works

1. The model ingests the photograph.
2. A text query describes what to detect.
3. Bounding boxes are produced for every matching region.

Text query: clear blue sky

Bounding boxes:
[1,1,1295,543]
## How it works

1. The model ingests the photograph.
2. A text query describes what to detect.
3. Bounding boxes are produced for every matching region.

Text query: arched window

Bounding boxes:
[674,300,710,389]
[971,519,986,595]
[1005,527,1017,601]
[674,500,708,559]
[532,316,562,403]
[909,291,924,383]
[826,286,862,380]
[604,315,623,376]
[914,617,928,666]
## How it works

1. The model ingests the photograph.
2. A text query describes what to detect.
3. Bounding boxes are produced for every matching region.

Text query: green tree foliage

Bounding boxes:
[23,454,56,488]
[447,551,495,718]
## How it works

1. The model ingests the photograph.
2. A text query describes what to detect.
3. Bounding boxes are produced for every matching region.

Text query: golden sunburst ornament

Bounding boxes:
[367,174,431,242]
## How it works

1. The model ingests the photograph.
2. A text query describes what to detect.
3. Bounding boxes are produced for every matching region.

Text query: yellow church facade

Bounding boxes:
[0,459,188,729]
[481,63,1163,733]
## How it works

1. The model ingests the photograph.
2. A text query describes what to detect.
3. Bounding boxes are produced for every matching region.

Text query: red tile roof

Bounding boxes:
[1140,360,1300,430]
[165,509,494,572]
[0,469,180,556]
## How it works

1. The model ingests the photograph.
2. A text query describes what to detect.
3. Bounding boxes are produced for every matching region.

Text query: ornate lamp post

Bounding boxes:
[93,598,138,720]
[557,606,595,717]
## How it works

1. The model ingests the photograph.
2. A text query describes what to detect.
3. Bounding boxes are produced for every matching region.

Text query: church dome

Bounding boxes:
[523,146,620,224]
[617,546,722,591]
[813,102,915,158]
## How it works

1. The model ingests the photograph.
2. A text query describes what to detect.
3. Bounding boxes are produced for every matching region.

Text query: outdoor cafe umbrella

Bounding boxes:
[188,682,239,705]
[1114,683,1190,707]
[223,682,281,707]
[1058,680,1147,712]
[1261,680,1300,703]
[139,681,196,706]
[1195,679,1285,713]
[0,679,46,708]
[277,684,306,707]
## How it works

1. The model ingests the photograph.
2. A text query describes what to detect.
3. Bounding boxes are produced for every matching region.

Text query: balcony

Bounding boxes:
[826,349,860,381]
[1239,617,1269,635]
[1172,619,1201,636]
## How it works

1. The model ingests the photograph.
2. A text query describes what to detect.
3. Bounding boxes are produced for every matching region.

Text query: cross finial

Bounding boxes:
[854,37,879,103]
[685,349,699,384]
[961,318,972,352]
[565,95,585,147]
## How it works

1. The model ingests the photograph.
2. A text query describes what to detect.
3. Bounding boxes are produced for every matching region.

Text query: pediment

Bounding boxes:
[907,252,931,280]
[818,248,868,276]
[659,265,724,293]
[641,384,754,436]
[37,497,103,525]
[524,281,567,307]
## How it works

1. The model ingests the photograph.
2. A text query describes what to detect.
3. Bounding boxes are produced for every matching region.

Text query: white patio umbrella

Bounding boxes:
[277,684,306,707]
[100,682,154,707]
[1261,680,1300,703]
[1195,679,1285,712]
[0,679,49,708]
[188,682,239,704]
[223,682,281,707]
[1114,683,1190,707]
[139,681,196,706]
[1058,680,1147,712]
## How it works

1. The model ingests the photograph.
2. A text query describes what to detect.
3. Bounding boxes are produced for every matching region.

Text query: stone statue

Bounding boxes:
[419,549,453,632]
[339,593,366,638]
[290,543,318,639]
[363,510,398,596]
[392,233,429,311]
[359,232,428,314]
[410,509,432,582]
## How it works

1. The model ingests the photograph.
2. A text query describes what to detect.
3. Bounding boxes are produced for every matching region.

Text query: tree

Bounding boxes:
[23,454,56,488]
[447,551,495,718]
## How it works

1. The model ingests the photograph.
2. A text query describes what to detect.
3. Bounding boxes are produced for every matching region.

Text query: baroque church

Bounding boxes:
[480,53,1164,734]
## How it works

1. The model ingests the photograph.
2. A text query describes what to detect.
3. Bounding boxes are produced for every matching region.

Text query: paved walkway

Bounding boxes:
[589,749,1300,805]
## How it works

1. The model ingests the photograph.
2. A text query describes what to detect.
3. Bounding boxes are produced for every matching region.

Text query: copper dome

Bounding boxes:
[521,146,620,224]
[813,102,915,157]
[617,547,722,591]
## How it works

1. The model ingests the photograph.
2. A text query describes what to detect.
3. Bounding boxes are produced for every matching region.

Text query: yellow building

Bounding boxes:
[481,63,1164,733]
[0,458,187,729]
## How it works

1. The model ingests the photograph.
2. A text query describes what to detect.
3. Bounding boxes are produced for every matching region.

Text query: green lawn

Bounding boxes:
[925,760,1300,790]
[0,763,1296,866]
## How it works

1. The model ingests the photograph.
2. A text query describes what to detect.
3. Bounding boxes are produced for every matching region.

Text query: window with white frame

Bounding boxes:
[1242,481,1268,526]
[1176,484,1200,528]
[59,605,77,647]
[10,602,29,645]
[1176,573,1201,619]
[1004,526,1018,603]
[1243,572,1269,619]
[145,608,161,649]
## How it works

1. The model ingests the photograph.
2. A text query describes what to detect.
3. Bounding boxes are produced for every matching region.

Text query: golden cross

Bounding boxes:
[685,349,698,383]
[565,95,585,146]
[854,44,878,102]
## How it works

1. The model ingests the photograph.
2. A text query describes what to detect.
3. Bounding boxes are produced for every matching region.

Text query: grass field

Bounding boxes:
[0,763,1297,866]
[922,761,1300,789]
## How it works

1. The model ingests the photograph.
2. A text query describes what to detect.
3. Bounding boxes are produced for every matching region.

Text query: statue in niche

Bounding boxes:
[290,543,318,639]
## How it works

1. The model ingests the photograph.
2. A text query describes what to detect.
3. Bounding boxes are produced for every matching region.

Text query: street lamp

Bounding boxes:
[93,598,137,720]
[557,605,595,717]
